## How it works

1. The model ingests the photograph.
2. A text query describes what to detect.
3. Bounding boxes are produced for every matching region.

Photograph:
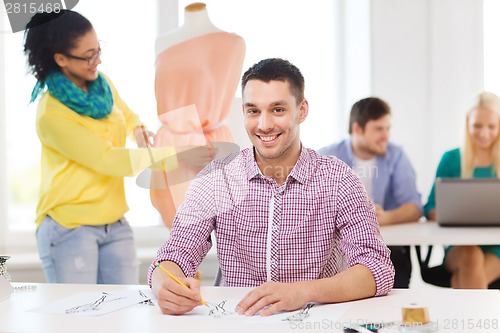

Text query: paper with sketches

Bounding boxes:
[172,298,351,325]
[30,289,153,316]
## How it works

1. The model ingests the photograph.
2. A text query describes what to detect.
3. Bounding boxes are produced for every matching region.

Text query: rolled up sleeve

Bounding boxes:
[336,170,395,296]
[148,166,216,286]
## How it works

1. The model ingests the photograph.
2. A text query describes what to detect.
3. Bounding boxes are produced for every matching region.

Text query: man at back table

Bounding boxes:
[319,97,422,288]
[149,59,394,316]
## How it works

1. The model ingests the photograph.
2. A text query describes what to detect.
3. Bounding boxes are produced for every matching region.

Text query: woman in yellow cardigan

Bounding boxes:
[24,10,176,284]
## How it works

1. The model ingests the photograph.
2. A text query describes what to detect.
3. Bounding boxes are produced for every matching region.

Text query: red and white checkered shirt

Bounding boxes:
[149,148,394,296]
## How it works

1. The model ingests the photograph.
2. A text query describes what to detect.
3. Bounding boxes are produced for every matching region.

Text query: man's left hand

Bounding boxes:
[235,281,308,316]
[375,204,390,225]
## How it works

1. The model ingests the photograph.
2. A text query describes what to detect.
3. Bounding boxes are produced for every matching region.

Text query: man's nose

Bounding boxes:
[258,112,273,132]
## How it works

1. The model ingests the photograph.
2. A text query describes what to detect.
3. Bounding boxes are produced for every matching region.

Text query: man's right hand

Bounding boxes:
[152,263,204,315]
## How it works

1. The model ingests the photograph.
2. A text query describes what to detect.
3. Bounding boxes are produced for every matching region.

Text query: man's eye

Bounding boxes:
[274,108,284,113]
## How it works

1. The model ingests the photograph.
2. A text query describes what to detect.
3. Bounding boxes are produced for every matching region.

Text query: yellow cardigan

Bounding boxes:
[35,75,176,228]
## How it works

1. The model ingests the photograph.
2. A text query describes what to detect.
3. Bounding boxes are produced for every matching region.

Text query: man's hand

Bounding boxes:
[235,281,309,316]
[376,203,422,225]
[375,204,390,225]
[155,275,203,315]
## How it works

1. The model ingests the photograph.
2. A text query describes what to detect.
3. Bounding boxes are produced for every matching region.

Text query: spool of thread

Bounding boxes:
[401,303,430,325]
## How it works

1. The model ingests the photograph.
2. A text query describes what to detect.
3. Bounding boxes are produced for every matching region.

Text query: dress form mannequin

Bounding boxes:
[151,2,245,228]
[155,3,222,57]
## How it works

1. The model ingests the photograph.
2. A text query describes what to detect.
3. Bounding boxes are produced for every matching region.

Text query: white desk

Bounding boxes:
[1,283,499,333]
[380,221,500,246]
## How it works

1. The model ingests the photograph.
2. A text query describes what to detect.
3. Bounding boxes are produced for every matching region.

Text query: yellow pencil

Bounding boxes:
[154,261,208,307]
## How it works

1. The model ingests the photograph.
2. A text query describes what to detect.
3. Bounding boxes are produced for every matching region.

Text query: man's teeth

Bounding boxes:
[261,135,277,142]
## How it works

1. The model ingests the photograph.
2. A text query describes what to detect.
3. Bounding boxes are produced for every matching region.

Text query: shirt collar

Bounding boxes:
[245,148,261,181]
[244,146,311,185]
[287,147,310,185]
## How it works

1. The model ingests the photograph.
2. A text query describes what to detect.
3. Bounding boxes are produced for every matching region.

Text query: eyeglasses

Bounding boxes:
[64,48,101,66]
[64,43,104,66]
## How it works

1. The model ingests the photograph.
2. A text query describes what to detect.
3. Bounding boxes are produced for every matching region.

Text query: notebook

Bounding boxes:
[436,178,500,226]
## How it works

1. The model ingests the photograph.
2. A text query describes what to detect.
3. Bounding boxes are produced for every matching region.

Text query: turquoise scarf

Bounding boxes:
[30,71,113,119]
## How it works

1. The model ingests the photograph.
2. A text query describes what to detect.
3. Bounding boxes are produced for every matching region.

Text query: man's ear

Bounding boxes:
[352,122,363,135]
[298,99,309,123]
[53,53,67,68]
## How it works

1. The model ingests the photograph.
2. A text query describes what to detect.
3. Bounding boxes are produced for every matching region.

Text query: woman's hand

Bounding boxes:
[133,125,155,148]
[177,144,218,168]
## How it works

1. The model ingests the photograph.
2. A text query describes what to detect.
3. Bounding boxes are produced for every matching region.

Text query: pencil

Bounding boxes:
[154,261,208,307]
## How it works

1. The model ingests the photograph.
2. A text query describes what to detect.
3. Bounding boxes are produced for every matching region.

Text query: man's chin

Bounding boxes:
[370,147,387,156]
[255,147,279,161]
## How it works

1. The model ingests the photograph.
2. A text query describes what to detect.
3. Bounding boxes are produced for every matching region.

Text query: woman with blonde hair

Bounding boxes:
[424,91,500,288]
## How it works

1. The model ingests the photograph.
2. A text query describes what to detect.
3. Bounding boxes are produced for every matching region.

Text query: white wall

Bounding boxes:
[0,1,7,254]
[371,0,484,200]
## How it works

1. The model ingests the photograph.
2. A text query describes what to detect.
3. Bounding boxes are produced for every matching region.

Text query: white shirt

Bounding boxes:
[352,156,377,201]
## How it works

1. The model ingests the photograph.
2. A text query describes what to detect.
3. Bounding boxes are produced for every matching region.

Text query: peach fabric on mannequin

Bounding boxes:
[152,30,245,228]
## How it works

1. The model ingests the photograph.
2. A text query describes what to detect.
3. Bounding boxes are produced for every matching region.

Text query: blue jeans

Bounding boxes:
[36,215,138,284]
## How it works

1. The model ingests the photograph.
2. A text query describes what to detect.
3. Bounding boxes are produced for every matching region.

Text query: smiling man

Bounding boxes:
[149,59,394,316]
[319,97,422,289]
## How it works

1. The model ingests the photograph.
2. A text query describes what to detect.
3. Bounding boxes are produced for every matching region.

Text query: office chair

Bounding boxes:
[415,245,500,289]
[214,267,223,286]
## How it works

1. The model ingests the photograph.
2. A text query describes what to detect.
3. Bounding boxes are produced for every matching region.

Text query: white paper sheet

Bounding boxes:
[167,298,352,326]
[30,289,152,316]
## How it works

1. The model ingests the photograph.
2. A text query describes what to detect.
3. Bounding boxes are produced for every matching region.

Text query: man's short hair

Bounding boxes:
[241,58,305,105]
[348,97,391,134]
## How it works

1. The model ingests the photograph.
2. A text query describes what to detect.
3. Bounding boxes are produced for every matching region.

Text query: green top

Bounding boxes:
[425,148,500,258]
[424,148,496,216]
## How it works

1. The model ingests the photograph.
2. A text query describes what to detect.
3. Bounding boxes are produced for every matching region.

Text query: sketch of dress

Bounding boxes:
[282,303,315,322]
[65,292,126,314]
[208,300,235,318]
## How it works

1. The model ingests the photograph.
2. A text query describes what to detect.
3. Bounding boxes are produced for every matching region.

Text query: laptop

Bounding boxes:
[436,178,500,226]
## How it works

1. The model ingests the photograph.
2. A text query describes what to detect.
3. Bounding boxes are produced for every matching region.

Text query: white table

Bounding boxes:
[380,221,500,246]
[0,283,499,333]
